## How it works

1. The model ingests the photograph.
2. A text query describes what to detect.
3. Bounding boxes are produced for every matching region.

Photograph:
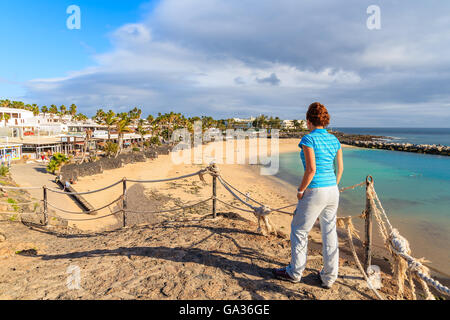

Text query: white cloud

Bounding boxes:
[21,0,450,126]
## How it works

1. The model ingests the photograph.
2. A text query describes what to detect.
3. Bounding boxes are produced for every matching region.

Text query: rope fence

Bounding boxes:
[45,196,123,215]
[46,180,123,195]
[123,197,213,215]
[2,163,449,300]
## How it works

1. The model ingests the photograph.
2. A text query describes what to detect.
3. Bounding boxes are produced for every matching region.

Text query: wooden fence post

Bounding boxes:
[43,186,48,226]
[122,178,127,228]
[364,176,373,272]
[212,175,217,218]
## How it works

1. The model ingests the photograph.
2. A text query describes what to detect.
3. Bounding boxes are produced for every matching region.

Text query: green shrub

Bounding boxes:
[103,142,119,157]
[7,199,19,212]
[0,166,9,177]
[46,153,69,174]
[149,136,161,146]
[132,147,141,152]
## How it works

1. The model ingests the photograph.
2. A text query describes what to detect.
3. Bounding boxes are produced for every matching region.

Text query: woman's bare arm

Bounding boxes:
[298,146,316,197]
[335,148,344,185]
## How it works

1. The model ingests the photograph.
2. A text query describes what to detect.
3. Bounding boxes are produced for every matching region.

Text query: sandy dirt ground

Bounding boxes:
[0,212,404,300]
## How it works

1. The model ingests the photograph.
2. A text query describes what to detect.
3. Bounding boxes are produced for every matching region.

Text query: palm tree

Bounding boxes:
[146,115,154,126]
[93,109,106,124]
[11,101,24,109]
[93,109,116,140]
[104,110,117,141]
[75,113,88,122]
[136,120,149,145]
[59,105,67,122]
[4,114,10,125]
[69,104,77,119]
[49,105,58,120]
[202,116,216,131]
[128,107,142,126]
[32,105,40,116]
[267,116,282,129]
[115,114,132,156]
[0,100,11,108]
[257,115,268,129]
[79,129,93,164]
[41,106,48,116]
[226,118,235,129]
[300,120,307,131]
[155,113,169,140]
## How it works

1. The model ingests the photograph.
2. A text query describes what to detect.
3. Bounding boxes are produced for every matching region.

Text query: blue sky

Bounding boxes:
[1,1,449,127]
[0,1,150,81]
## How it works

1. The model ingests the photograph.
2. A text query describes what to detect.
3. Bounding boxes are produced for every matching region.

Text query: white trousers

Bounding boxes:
[286,185,340,286]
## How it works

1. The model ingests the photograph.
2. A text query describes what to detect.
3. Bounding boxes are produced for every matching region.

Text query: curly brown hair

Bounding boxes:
[306,102,330,127]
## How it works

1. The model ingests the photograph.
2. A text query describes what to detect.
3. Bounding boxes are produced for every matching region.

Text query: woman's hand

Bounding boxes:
[297,191,304,201]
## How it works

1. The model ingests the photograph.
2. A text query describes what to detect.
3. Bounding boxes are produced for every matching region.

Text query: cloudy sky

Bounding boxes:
[1,0,450,126]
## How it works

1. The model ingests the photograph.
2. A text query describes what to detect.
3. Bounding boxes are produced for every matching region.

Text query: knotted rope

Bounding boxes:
[365,180,449,299]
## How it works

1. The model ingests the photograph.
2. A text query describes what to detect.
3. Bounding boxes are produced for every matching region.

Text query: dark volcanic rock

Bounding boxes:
[98,158,123,170]
[129,152,147,163]
[156,145,171,155]
[60,164,79,181]
[342,139,450,156]
[61,149,164,182]
[143,149,158,159]
[77,162,103,177]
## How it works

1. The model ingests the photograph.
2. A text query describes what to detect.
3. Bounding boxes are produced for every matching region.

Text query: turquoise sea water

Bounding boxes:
[276,148,450,272]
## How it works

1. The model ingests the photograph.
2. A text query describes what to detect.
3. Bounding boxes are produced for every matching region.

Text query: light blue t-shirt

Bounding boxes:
[299,129,341,188]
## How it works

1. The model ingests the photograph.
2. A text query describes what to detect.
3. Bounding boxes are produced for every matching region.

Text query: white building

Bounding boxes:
[0,107,104,138]
[0,107,34,126]
[282,120,307,130]
[231,117,255,129]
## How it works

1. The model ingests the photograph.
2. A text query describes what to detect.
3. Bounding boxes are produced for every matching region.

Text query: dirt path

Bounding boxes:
[9,163,118,231]
[0,212,400,300]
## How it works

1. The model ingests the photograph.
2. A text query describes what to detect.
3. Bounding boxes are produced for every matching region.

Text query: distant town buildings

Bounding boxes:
[230,117,306,130]
[231,117,256,129]
[281,120,307,130]
[0,107,103,139]
[0,106,307,163]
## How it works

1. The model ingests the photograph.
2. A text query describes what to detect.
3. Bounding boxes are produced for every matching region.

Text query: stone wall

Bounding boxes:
[60,147,167,181]
[155,145,171,155]
[98,158,123,171]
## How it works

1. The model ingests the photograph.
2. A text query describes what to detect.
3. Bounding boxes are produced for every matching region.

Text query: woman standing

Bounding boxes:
[273,102,344,289]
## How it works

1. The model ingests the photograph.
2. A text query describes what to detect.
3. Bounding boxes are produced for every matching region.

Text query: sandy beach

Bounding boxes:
[70,138,356,232]
[67,138,361,259]
[70,138,300,231]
